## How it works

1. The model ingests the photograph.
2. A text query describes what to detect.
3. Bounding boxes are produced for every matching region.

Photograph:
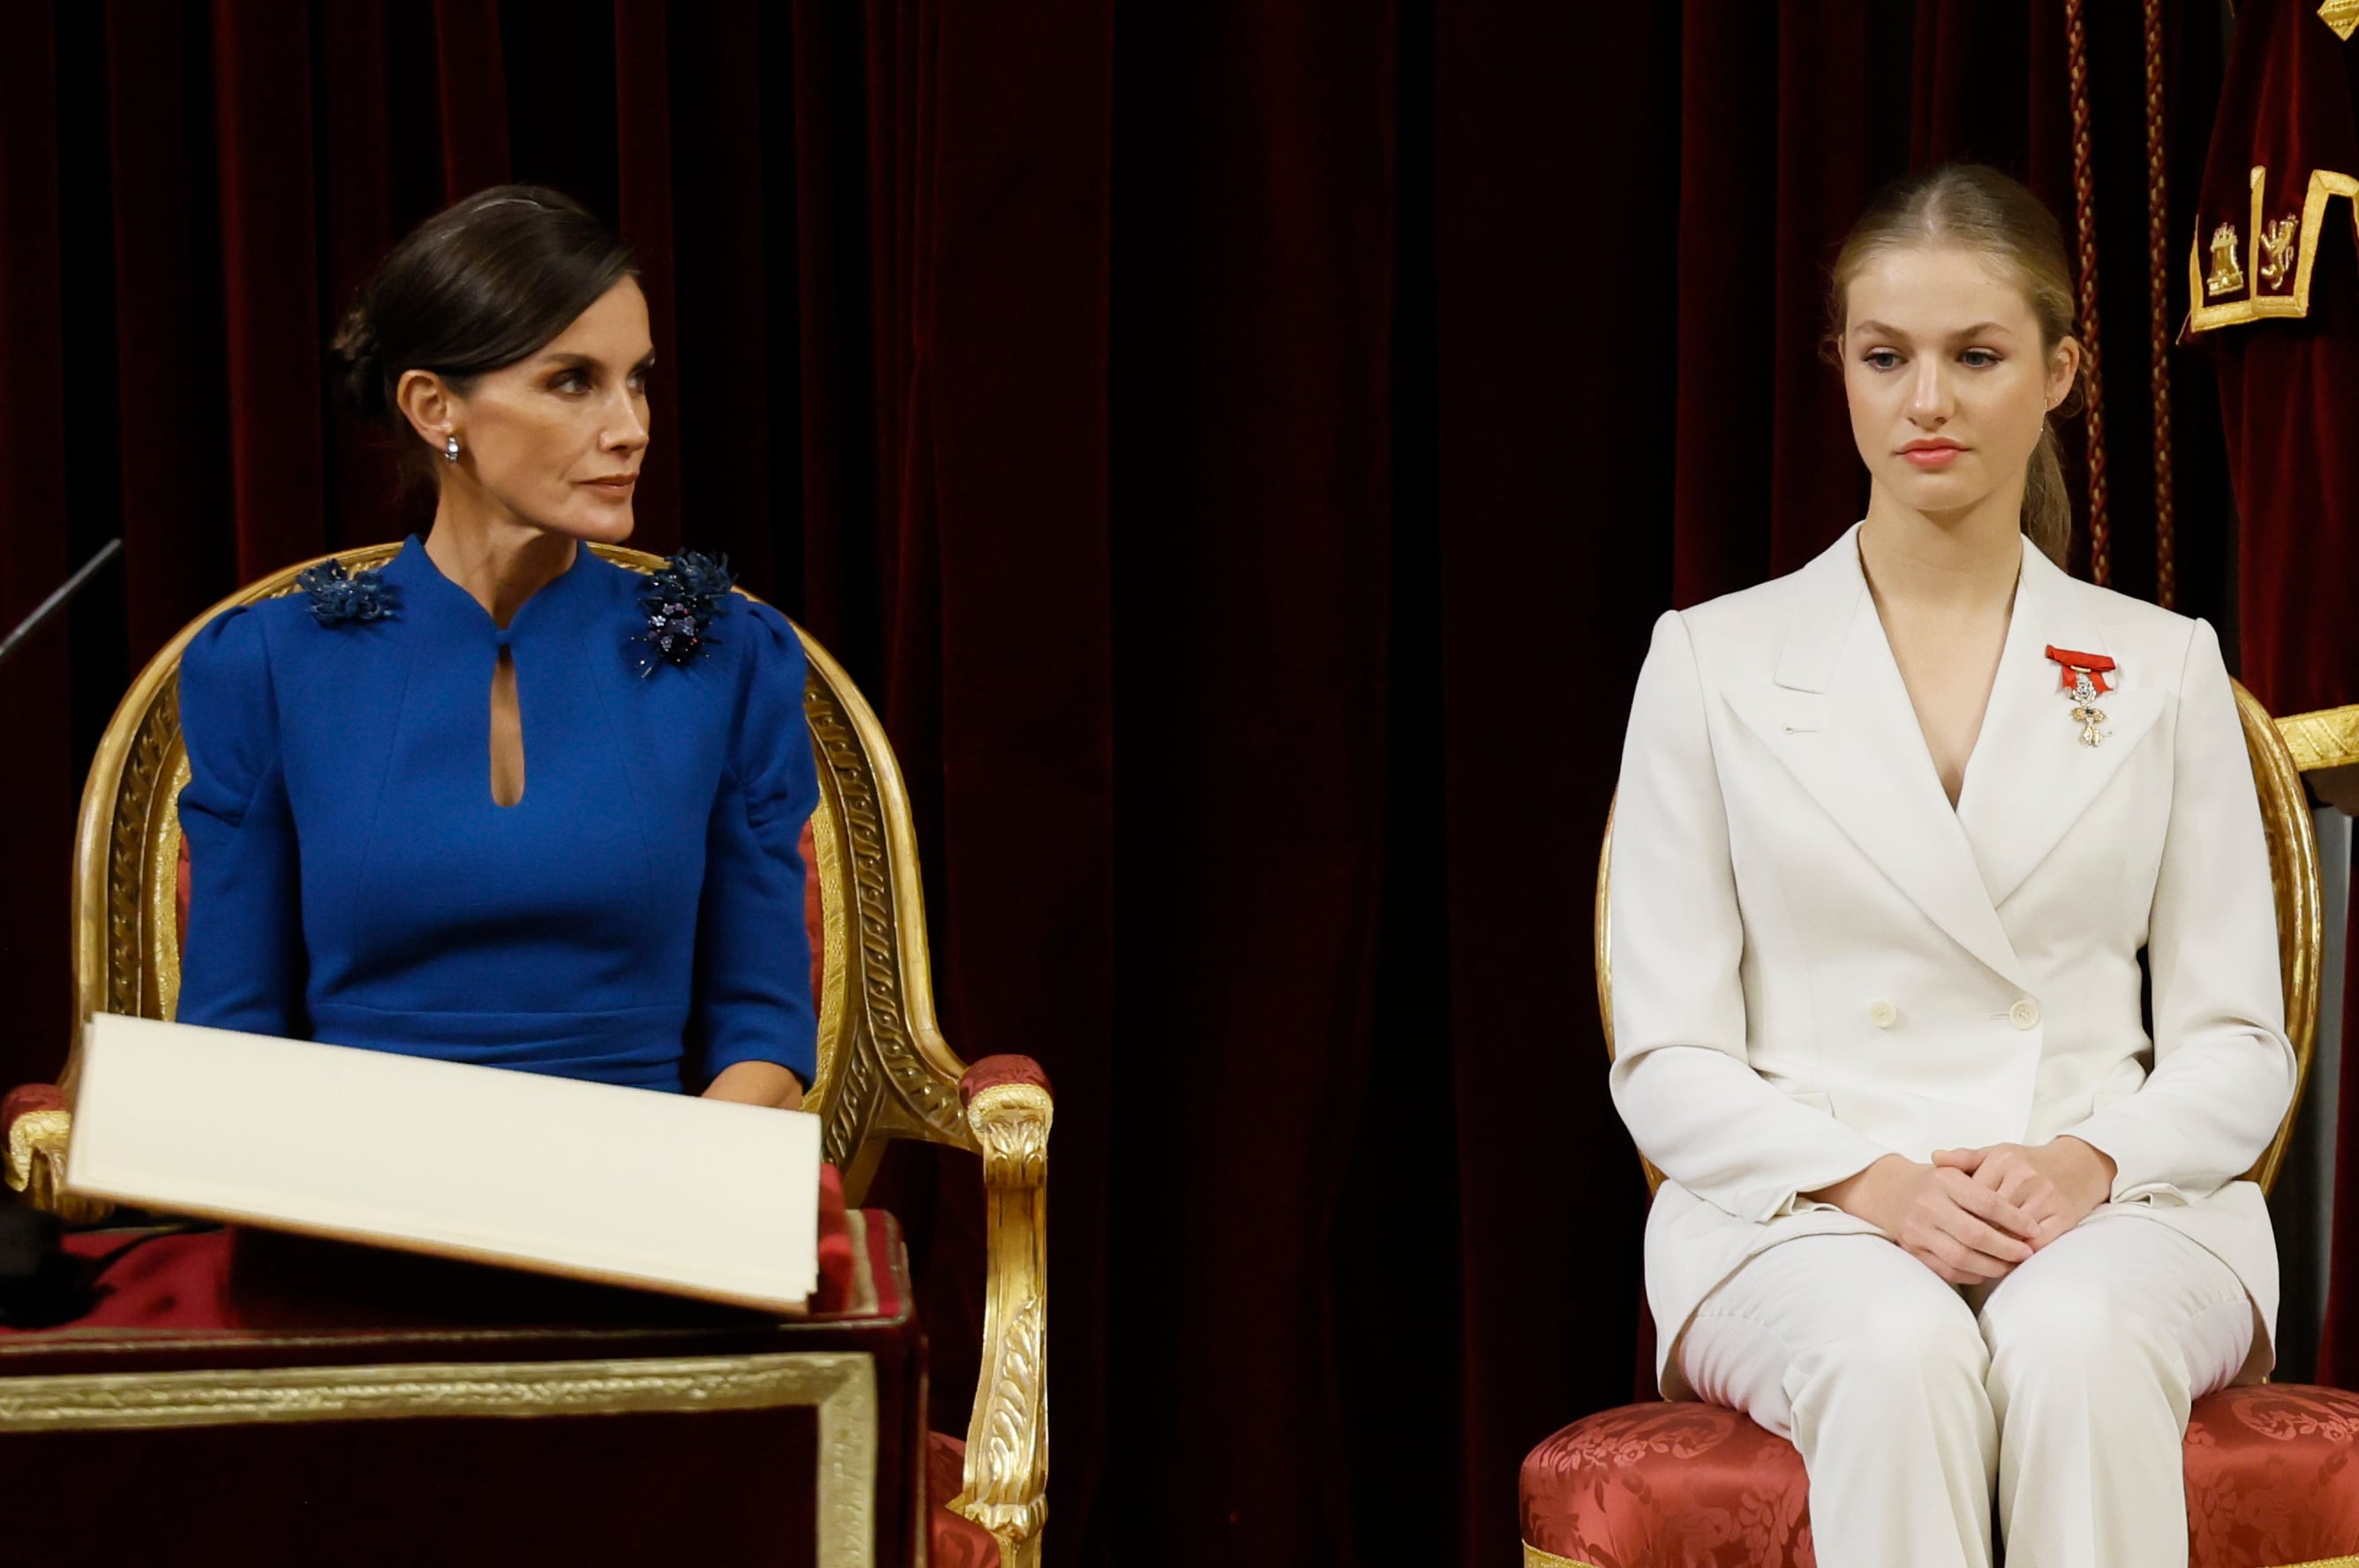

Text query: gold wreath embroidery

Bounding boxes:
[2321,0,2359,44]
[2260,213,2301,288]
[2207,222,2247,297]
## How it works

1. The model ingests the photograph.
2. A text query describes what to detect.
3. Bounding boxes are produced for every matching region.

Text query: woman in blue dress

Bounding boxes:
[175,186,817,1108]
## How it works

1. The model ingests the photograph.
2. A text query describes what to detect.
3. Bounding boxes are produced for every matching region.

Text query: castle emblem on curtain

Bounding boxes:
[2209,222,2248,295]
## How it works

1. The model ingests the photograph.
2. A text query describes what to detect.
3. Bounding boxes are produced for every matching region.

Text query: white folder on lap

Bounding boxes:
[66,1012,823,1313]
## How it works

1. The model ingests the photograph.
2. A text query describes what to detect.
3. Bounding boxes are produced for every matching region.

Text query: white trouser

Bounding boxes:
[1675,1214,2257,1568]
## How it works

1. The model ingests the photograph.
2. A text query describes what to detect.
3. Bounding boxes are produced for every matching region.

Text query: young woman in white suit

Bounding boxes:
[1609,163,2294,1568]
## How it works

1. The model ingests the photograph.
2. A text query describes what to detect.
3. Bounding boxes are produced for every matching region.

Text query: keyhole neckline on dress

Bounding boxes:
[489,645,526,809]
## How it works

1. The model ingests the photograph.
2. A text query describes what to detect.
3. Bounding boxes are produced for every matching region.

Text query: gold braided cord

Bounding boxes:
[2143,0,2178,607]
[2064,0,2112,584]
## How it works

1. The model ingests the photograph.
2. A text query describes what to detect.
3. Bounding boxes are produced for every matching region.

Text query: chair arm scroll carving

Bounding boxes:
[953,1055,1052,1567]
[1,1087,109,1225]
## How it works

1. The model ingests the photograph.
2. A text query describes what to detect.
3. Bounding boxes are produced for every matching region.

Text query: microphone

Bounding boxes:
[0,539,123,671]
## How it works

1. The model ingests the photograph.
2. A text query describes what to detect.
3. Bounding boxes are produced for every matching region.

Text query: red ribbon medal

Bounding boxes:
[2046,647,2116,747]
[2044,646,2114,693]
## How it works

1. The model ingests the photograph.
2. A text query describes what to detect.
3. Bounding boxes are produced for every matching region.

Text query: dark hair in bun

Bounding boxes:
[331,185,637,434]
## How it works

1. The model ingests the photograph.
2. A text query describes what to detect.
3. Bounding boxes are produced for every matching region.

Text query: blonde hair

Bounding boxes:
[1826,164,2081,566]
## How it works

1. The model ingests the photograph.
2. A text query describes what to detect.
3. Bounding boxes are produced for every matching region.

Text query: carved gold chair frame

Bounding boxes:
[14,543,1050,1568]
[1596,680,2326,1201]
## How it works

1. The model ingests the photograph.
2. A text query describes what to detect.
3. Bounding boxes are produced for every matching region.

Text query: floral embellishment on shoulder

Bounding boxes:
[630,550,735,676]
[297,559,398,626]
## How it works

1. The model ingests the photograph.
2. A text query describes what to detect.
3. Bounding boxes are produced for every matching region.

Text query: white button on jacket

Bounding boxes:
[1868,999,1899,1029]
[1606,522,2295,1388]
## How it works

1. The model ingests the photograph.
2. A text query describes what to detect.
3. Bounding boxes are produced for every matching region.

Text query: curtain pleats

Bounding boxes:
[212,0,324,583]
[0,1,78,1145]
[1105,0,1401,1552]
[613,0,682,556]
[432,0,510,199]
[1433,4,1683,1553]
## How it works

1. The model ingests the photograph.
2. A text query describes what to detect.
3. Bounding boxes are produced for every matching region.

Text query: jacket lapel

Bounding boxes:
[1722,526,2029,991]
[1954,541,2167,909]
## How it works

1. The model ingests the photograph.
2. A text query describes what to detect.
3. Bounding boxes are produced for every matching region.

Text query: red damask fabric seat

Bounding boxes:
[2185,1384,2359,1566]
[1519,1403,1813,1568]
[1520,1384,2359,1568]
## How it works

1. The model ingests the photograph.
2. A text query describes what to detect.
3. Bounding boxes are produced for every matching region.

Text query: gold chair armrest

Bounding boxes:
[4,1107,112,1225]
[953,1057,1051,1568]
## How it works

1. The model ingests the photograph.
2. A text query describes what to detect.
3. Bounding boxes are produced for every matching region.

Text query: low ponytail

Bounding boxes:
[2022,419,2070,567]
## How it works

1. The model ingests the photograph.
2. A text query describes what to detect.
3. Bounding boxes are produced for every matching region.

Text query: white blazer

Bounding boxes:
[1609,523,2295,1389]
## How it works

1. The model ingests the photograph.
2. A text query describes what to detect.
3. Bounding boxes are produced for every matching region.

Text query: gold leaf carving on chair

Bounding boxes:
[976,1293,1044,1496]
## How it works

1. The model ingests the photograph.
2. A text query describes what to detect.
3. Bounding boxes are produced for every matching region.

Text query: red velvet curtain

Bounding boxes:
[1,4,2250,1564]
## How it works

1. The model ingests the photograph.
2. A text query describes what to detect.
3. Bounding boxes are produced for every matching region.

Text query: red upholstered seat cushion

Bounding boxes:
[2186,1383,2359,1565]
[1520,1402,1813,1568]
[1523,1390,2359,1568]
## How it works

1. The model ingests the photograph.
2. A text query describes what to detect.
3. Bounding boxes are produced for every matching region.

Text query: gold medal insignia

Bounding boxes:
[2045,646,2117,748]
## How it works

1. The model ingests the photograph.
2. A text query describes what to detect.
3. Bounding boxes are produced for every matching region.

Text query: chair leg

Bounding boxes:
[952,1079,1051,1563]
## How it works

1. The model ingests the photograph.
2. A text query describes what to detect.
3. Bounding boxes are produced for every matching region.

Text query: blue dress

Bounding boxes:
[174,538,819,1092]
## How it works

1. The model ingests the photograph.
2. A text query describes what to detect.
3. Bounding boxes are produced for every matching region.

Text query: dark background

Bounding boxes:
[0,2,2305,1563]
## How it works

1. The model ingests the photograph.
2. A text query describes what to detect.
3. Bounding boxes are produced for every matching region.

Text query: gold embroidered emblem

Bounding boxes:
[2207,222,2247,296]
[2321,0,2359,43]
[2260,213,2301,287]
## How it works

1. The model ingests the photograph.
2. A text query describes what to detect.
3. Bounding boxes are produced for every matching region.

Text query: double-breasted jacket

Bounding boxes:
[1609,524,2295,1387]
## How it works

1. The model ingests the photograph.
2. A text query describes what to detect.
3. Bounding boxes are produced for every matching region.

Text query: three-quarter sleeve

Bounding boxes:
[688,601,821,1089]
[176,607,309,1037]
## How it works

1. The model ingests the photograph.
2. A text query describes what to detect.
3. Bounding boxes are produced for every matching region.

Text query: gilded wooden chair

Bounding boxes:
[1,544,1049,1568]
[1521,681,2359,1568]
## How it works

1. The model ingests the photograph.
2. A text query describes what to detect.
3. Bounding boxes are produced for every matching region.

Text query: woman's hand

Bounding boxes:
[702,1061,807,1110]
[1807,1153,2041,1285]
[1931,1137,2115,1250]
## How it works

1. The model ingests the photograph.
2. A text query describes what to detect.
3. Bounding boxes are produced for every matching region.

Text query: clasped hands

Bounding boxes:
[1807,1138,2118,1286]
